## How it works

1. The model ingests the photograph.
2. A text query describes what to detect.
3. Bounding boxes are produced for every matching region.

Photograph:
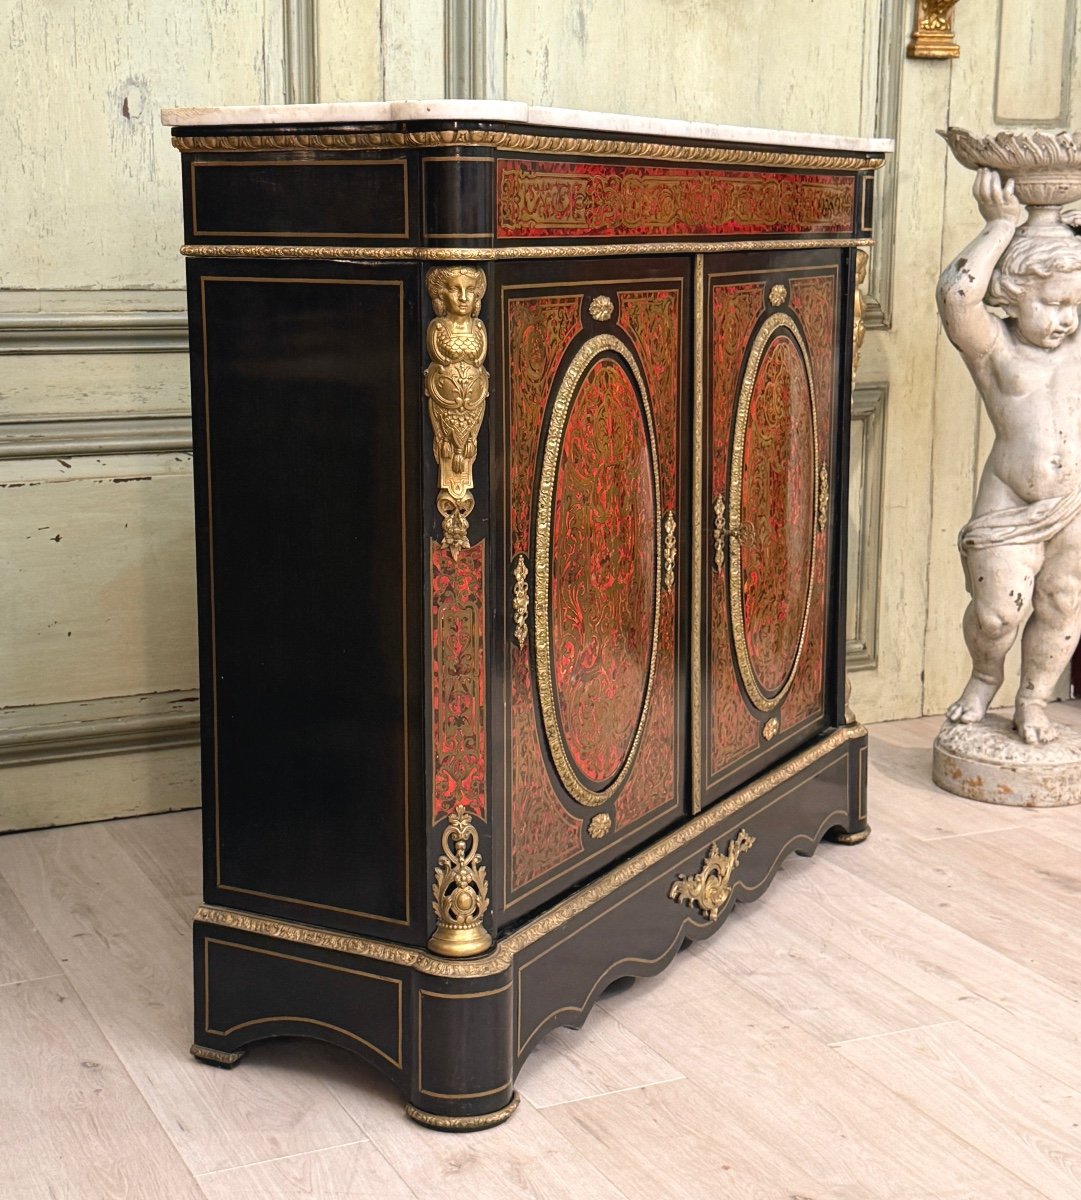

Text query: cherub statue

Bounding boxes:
[937,168,1081,744]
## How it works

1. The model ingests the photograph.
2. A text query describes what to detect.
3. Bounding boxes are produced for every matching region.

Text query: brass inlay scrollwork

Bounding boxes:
[589,295,615,321]
[512,554,530,647]
[534,334,661,808]
[588,814,612,839]
[907,0,961,59]
[817,463,830,533]
[663,510,677,592]
[669,829,756,921]
[425,267,489,559]
[429,805,492,957]
[728,312,819,713]
[173,130,885,173]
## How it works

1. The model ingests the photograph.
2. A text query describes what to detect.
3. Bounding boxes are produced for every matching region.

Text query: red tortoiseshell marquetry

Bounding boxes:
[614,289,680,830]
[508,295,584,556]
[551,358,655,785]
[709,281,767,778]
[431,540,486,823]
[740,332,816,697]
[784,273,838,727]
[497,160,855,240]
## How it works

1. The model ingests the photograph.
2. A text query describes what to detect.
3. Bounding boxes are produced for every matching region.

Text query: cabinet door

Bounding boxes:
[701,252,843,808]
[496,260,691,924]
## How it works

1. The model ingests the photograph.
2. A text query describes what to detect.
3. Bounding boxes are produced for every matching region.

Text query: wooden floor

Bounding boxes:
[2,710,1080,1199]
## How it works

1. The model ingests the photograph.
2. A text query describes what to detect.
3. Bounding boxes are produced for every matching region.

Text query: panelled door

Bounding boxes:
[700,251,845,810]
[495,258,692,924]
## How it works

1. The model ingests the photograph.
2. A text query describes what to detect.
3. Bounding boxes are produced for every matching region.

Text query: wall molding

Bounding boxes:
[846,383,888,670]
[993,0,1077,127]
[0,691,200,769]
[445,0,506,100]
[0,412,192,461]
[862,0,905,330]
[0,311,188,355]
[283,0,319,104]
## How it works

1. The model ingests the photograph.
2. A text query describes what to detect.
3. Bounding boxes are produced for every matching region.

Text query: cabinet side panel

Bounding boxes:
[194,269,419,934]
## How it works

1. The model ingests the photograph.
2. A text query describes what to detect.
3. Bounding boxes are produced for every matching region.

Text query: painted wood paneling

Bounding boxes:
[505,0,870,134]
[995,0,1073,124]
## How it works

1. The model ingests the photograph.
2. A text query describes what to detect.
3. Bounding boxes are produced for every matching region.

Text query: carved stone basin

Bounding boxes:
[940,127,1081,207]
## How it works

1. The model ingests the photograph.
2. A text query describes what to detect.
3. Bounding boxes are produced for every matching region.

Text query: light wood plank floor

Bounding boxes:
[2,710,1080,1199]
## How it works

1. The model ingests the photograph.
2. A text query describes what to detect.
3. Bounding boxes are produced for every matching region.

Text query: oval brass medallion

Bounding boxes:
[729,313,818,712]
[534,334,661,806]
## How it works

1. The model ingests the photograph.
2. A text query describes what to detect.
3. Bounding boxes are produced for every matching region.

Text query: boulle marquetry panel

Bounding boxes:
[172,105,880,1131]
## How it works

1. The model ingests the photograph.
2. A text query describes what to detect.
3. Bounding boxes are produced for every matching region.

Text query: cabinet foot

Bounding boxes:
[828,825,871,845]
[191,1043,246,1068]
[405,1093,520,1132]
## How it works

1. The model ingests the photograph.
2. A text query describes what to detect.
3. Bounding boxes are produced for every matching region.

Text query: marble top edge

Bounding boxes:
[161,99,892,155]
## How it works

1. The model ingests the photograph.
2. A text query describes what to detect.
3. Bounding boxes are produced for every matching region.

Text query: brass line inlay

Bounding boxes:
[190,157,410,239]
[181,237,875,262]
[200,276,411,925]
[196,724,867,979]
[422,155,496,240]
[534,334,661,808]
[203,937,403,1066]
[417,982,514,1099]
[728,311,819,714]
[173,129,885,172]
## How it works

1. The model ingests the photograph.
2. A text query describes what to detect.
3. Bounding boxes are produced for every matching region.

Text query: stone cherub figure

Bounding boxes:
[937,168,1081,744]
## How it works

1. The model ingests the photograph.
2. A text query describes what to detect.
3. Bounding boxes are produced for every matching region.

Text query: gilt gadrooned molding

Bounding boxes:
[172,130,885,172]
[194,724,867,980]
[424,266,489,559]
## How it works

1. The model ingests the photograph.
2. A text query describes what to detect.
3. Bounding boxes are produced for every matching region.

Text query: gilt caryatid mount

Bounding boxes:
[425,266,490,559]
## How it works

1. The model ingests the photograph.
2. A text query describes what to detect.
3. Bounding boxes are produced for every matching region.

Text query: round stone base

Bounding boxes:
[933,713,1081,807]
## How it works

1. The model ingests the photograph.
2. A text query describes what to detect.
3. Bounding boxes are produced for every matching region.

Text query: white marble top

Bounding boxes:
[161,99,892,155]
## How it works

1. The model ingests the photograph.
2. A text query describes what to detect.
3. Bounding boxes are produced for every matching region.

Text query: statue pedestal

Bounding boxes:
[933,714,1081,807]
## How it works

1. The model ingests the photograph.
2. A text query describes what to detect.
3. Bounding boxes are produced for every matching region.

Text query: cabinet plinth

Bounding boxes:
[171,105,883,1126]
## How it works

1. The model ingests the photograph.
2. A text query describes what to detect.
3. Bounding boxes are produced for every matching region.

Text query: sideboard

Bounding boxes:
[164,100,888,1130]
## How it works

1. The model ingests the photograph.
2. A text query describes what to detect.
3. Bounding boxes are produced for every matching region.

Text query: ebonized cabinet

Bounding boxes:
[167,101,886,1129]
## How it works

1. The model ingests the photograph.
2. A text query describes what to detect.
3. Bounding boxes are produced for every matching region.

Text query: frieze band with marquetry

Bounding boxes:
[424,266,489,559]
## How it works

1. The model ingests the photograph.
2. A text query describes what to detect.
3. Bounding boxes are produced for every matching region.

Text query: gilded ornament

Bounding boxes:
[852,248,869,386]
[663,510,677,592]
[429,805,492,957]
[589,295,615,321]
[512,554,530,648]
[406,1095,520,1131]
[180,237,875,263]
[588,814,612,839]
[190,1044,245,1066]
[669,829,756,921]
[173,129,885,173]
[712,494,726,573]
[425,267,490,559]
[907,0,961,59]
[769,283,788,307]
[763,717,780,741]
[817,463,830,532]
